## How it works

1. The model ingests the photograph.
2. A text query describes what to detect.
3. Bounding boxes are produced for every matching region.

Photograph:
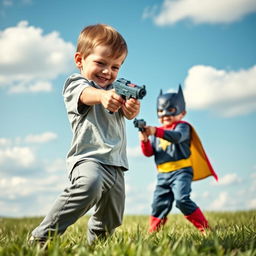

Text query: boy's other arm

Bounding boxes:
[139,131,154,157]
[155,124,190,143]
[145,124,190,143]
[79,87,125,113]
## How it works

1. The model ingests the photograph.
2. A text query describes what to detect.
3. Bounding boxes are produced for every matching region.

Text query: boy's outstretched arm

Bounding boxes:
[139,130,154,157]
[139,131,148,142]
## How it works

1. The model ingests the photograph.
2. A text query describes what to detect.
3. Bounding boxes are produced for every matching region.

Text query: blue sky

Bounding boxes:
[0,0,256,217]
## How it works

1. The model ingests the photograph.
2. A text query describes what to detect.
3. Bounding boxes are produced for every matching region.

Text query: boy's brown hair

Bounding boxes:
[77,24,128,60]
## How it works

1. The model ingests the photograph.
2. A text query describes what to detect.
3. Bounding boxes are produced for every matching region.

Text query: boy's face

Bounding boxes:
[75,45,126,88]
[158,110,186,126]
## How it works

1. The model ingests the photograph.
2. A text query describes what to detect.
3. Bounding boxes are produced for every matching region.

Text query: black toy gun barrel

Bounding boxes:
[113,78,147,100]
[133,118,146,132]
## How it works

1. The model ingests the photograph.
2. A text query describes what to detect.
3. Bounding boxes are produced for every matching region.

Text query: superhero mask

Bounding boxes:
[157,85,186,118]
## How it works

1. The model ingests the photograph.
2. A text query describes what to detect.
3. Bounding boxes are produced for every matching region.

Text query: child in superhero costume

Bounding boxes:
[138,86,218,233]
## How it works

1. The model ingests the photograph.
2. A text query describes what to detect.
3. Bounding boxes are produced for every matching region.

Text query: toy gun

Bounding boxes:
[109,78,147,114]
[113,78,146,100]
[133,118,146,132]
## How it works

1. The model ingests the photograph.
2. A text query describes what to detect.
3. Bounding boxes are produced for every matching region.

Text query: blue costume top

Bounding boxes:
[141,121,218,181]
[151,122,191,165]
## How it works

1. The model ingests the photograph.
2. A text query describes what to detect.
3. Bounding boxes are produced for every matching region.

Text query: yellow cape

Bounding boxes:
[188,123,218,181]
[157,121,218,181]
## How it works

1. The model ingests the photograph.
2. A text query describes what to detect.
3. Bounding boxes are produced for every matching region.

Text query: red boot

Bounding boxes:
[149,216,167,233]
[185,208,209,232]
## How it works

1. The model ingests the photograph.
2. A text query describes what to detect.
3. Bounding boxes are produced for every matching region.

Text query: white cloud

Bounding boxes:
[0,174,67,199]
[248,199,256,208]
[0,21,75,93]
[127,146,143,158]
[212,173,241,186]
[183,65,256,117]
[124,179,154,215]
[202,191,209,198]
[208,189,256,211]
[0,132,58,146]
[144,0,256,26]
[192,191,209,200]
[0,146,35,168]
[9,80,52,93]
[0,132,58,173]
[0,138,11,147]
[147,181,156,194]
[25,132,57,143]
[0,201,20,217]
[209,191,229,210]
[249,172,256,192]
[125,183,133,194]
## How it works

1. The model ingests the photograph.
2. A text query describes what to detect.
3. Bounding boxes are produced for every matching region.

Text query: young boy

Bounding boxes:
[30,24,140,245]
[139,86,218,233]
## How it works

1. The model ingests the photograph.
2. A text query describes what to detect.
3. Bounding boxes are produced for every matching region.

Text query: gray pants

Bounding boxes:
[32,160,125,244]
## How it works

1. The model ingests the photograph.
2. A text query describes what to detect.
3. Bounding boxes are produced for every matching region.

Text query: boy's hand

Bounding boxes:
[101,89,125,113]
[145,126,156,136]
[138,131,148,142]
[122,98,140,120]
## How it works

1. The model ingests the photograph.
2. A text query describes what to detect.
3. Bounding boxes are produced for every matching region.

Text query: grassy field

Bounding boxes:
[0,210,255,255]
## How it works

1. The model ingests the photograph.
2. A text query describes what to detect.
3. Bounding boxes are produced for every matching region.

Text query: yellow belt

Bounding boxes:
[157,158,192,173]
